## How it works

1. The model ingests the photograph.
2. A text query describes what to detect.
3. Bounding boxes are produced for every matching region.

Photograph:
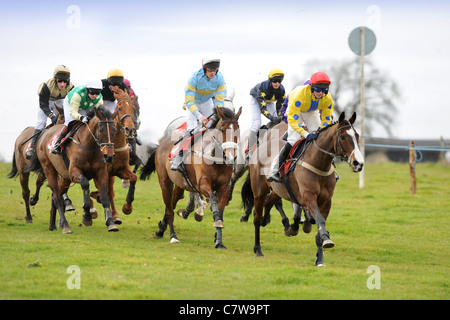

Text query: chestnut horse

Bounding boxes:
[242,112,364,266]
[90,89,137,224]
[35,106,117,233]
[140,107,242,248]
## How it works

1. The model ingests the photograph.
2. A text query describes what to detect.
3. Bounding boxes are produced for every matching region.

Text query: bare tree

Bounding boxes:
[291,58,400,137]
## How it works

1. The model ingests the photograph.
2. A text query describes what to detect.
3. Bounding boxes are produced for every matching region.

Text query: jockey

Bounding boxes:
[101,68,130,114]
[267,72,334,182]
[26,65,74,159]
[170,57,227,172]
[248,68,285,158]
[51,80,104,154]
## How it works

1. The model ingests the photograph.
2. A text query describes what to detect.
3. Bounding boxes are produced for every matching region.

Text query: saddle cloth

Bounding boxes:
[280,137,306,178]
[168,122,206,160]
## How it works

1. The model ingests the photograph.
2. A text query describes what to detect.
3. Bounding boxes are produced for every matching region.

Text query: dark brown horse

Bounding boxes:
[242,112,364,266]
[140,107,242,248]
[34,106,117,233]
[90,89,137,224]
[7,110,73,223]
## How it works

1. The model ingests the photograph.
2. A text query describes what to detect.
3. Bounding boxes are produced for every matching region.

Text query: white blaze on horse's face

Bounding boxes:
[346,127,364,172]
[222,126,239,166]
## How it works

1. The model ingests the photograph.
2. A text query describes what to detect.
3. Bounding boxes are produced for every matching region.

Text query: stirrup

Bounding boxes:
[25,147,36,160]
[51,144,62,155]
[267,172,281,183]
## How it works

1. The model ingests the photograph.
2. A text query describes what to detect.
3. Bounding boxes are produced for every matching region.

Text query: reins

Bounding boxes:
[72,120,115,153]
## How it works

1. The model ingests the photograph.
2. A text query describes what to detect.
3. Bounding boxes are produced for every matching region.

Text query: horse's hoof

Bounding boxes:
[113,217,122,225]
[122,204,132,215]
[170,237,180,244]
[63,227,73,234]
[177,209,188,219]
[213,220,224,228]
[26,218,33,224]
[322,239,335,249]
[65,204,76,212]
[30,197,38,206]
[287,227,299,237]
[240,215,249,223]
[153,232,163,239]
[49,225,57,231]
[108,224,119,232]
[302,222,312,234]
[90,208,98,219]
[194,213,203,222]
[316,263,326,267]
[215,243,227,250]
[82,217,93,227]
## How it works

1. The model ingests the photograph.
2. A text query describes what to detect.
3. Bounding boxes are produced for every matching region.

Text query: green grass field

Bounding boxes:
[0,161,449,300]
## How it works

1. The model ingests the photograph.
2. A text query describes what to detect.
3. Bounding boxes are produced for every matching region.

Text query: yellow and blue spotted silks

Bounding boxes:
[287,84,334,137]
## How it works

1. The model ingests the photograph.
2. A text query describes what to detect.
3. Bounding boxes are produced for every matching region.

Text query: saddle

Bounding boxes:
[168,122,206,160]
[280,137,307,179]
[47,122,83,152]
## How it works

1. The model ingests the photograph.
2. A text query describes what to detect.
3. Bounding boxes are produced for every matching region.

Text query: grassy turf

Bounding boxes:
[0,161,449,300]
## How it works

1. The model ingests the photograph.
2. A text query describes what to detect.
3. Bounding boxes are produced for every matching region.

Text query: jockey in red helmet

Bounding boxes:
[267,72,334,183]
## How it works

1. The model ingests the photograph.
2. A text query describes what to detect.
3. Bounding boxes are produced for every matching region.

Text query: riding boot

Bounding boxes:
[51,126,68,155]
[25,129,42,160]
[170,131,191,172]
[170,148,186,173]
[267,142,292,183]
[247,130,258,160]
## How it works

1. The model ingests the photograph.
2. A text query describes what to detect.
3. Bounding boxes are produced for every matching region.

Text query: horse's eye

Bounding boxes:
[340,135,346,140]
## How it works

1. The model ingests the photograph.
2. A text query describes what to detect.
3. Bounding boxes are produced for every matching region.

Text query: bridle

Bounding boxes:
[114,97,135,136]
[313,124,358,165]
[73,119,115,154]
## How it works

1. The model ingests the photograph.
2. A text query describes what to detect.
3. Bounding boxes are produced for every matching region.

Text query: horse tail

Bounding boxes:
[139,144,158,180]
[7,152,18,179]
[241,172,254,212]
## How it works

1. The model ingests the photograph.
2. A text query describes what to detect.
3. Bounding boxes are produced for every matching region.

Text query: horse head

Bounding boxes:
[216,106,242,166]
[93,107,116,163]
[112,88,136,138]
[336,112,364,172]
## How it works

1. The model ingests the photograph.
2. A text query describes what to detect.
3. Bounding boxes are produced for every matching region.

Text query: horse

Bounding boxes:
[34,106,118,233]
[140,106,242,248]
[7,110,74,223]
[156,90,237,221]
[241,112,364,266]
[89,89,137,224]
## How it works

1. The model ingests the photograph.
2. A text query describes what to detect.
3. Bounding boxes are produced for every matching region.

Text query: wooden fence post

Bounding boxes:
[409,141,416,194]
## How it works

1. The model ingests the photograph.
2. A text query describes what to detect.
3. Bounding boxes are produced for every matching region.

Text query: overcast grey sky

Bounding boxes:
[1,0,449,161]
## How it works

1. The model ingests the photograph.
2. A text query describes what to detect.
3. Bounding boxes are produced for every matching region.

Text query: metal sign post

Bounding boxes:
[348,26,376,188]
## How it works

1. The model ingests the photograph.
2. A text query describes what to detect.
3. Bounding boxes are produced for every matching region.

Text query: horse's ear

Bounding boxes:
[235,106,242,119]
[349,112,357,125]
[339,111,346,123]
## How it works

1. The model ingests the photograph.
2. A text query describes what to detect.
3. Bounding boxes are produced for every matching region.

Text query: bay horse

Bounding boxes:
[156,91,237,221]
[140,106,242,248]
[7,110,73,223]
[242,112,364,266]
[90,88,137,224]
[35,106,117,233]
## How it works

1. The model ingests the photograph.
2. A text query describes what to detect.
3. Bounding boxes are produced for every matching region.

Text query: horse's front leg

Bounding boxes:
[122,170,137,215]
[97,171,119,232]
[107,176,121,225]
[214,184,232,250]
[304,193,334,266]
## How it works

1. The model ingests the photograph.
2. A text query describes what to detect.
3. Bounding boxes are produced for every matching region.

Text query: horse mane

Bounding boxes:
[87,106,113,120]
[210,107,235,127]
[316,120,338,136]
